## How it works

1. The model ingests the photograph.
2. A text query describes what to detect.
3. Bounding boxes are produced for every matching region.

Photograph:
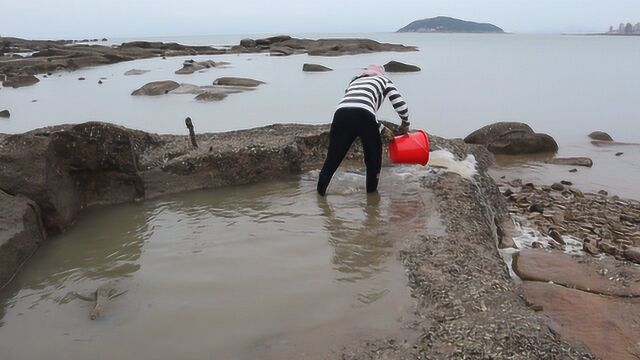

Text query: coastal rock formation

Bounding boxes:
[131,80,180,96]
[270,47,295,56]
[384,60,421,72]
[0,190,46,288]
[3,74,39,88]
[1,36,416,87]
[302,63,333,72]
[547,157,593,167]
[194,92,228,102]
[0,110,10,118]
[464,122,558,155]
[588,131,613,141]
[175,59,228,75]
[212,77,264,87]
[124,69,150,76]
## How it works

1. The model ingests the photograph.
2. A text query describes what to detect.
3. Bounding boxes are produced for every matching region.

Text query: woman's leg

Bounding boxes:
[359,118,383,193]
[317,115,357,196]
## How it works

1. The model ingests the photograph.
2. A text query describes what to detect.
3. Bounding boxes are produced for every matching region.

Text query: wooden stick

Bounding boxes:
[185,117,198,149]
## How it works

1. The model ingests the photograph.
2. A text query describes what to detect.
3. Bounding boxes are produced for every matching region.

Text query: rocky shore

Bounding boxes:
[0,36,416,88]
[1,121,605,358]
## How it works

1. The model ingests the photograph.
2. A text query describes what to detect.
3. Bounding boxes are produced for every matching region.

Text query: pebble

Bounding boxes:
[569,168,578,173]
[560,180,573,186]
[551,183,565,191]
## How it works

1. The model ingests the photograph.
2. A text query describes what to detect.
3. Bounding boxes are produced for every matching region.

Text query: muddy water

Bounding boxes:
[0,166,440,360]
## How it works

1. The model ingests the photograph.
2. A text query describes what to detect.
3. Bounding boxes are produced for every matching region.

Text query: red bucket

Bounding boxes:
[389,130,430,166]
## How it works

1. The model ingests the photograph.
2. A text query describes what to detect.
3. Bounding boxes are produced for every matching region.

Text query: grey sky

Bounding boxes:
[2,0,639,38]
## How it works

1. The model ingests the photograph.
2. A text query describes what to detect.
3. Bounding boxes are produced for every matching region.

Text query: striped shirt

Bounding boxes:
[337,75,409,122]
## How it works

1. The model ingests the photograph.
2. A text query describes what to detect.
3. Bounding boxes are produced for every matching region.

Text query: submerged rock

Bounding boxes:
[131,80,180,96]
[213,77,264,87]
[0,110,10,118]
[124,69,150,76]
[384,60,421,72]
[302,63,333,72]
[464,122,558,155]
[547,157,593,168]
[175,60,228,75]
[588,131,613,141]
[194,92,228,102]
[0,190,46,287]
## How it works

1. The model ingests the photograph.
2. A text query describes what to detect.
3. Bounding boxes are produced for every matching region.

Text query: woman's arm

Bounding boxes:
[384,80,410,129]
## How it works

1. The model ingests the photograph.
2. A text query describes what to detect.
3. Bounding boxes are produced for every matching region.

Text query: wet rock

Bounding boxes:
[583,241,599,256]
[547,157,593,167]
[550,182,564,191]
[588,131,613,142]
[78,77,85,80]
[615,152,623,156]
[515,249,640,296]
[131,80,180,96]
[175,60,227,75]
[98,80,103,84]
[624,247,640,263]
[464,122,558,155]
[503,188,513,197]
[124,69,150,76]
[194,92,228,102]
[3,74,39,88]
[620,214,639,224]
[0,190,46,287]
[302,63,333,72]
[598,241,620,256]
[569,168,578,173]
[0,110,10,118]
[383,60,421,72]
[522,281,640,360]
[239,38,256,48]
[598,190,608,196]
[528,203,544,213]
[548,230,565,245]
[560,180,572,186]
[213,77,264,87]
[531,241,543,248]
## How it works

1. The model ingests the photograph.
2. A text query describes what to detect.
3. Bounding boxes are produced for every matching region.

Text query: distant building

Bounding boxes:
[626,23,634,33]
[609,25,615,33]
[634,23,640,33]
[619,23,626,33]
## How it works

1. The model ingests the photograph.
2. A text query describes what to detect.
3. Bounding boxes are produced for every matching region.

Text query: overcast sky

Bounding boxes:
[2,0,639,39]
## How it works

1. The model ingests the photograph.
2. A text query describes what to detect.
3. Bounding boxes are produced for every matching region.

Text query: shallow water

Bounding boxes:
[0,165,445,360]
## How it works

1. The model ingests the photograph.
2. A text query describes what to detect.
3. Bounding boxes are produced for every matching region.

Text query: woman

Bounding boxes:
[317,64,410,196]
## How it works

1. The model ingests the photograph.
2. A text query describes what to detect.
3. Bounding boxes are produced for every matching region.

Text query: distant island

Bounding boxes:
[398,16,504,33]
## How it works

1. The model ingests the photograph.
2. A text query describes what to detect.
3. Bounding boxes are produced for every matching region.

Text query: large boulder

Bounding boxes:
[239,38,257,48]
[464,122,558,155]
[124,69,150,76]
[0,190,46,287]
[212,77,265,87]
[588,131,613,141]
[0,110,10,118]
[131,80,180,95]
[3,74,40,88]
[384,61,421,72]
[302,63,333,72]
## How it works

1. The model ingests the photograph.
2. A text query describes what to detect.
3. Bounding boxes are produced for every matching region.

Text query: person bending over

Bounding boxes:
[317,64,410,196]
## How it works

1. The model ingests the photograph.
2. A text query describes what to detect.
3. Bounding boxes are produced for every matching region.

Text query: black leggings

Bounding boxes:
[317,108,382,195]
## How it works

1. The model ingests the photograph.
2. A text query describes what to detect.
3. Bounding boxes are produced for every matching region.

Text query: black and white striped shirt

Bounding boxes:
[337,75,409,122]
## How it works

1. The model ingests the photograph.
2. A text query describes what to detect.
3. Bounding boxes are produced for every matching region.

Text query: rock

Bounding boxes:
[124,69,150,76]
[101,38,108,41]
[175,60,227,75]
[514,249,640,296]
[624,247,640,263]
[550,182,564,191]
[131,80,180,96]
[270,47,295,56]
[302,63,333,72]
[0,110,10,118]
[194,92,228,102]
[383,61,421,72]
[240,38,256,48]
[547,157,593,168]
[548,230,566,245]
[615,152,623,156]
[588,131,613,141]
[528,203,544,213]
[98,80,103,84]
[598,241,620,256]
[212,77,264,87]
[569,168,578,173]
[560,180,573,186]
[3,74,40,88]
[522,281,640,360]
[0,190,46,287]
[464,122,558,155]
[78,77,85,80]
[583,241,599,256]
